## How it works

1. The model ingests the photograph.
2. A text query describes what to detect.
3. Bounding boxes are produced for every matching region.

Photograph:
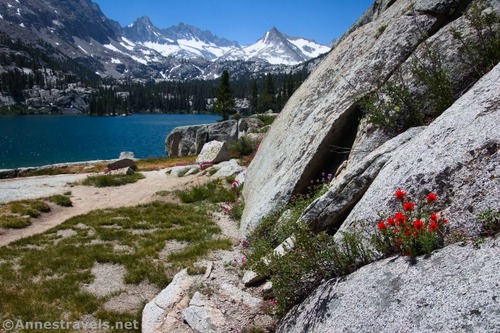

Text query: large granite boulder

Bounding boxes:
[195,141,230,164]
[208,120,238,142]
[277,237,500,333]
[239,0,499,236]
[165,120,240,157]
[238,118,264,138]
[165,124,209,157]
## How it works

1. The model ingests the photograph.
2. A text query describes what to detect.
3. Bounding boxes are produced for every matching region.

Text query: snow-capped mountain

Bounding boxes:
[222,27,330,65]
[0,0,330,79]
[124,20,241,61]
[124,19,329,66]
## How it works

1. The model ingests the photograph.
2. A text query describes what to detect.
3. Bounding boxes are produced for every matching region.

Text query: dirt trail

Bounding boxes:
[0,170,207,247]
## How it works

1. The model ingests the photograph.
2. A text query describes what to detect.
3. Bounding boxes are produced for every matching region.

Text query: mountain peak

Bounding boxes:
[124,16,166,43]
[132,16,154,27]
[261,27,286,44]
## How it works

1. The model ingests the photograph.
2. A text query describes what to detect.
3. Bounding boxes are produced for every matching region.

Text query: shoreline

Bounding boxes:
[0,158,122,179]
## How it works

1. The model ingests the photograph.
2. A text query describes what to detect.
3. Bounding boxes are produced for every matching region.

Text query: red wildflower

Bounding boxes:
[443,219,448,224]
[413,219,424,230]
[394,211,407,224]
[396,238,402,243]
[394,189,406,201]
[426,192,437,204]
[387,217,395,226]
[428,220,438,232]
[429,212,438,221]
[377,221,386,230]
[403,202,416,212]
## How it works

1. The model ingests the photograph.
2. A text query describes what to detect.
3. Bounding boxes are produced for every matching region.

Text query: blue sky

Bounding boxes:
[93,0,374,46]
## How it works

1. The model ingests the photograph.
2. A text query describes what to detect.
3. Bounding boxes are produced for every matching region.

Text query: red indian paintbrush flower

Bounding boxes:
[394,211,407,224]
[426,192,437,203]
[387,217,395,226]
[403,202,416,212]
[413,219,424,230]
[394,189,406,201]
[428,220,438,232]
[377,221,386,230]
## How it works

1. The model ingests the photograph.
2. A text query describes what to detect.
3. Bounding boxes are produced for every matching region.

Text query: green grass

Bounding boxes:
[0,215,31,229]
[174,180,237,204]
[9,200,51,218]
[47,194,73,207]
[0,201,230,332]
[81,172,145,187]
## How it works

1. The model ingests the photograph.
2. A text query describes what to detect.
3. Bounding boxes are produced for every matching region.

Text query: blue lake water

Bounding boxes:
[0,114,221,169]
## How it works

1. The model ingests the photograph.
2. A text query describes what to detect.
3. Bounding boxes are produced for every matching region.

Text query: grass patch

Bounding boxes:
[47,194,73,207]
[0,215,31,229]
[136,156,197,171]
[155,190,171,197]
[9,200,50,218]
[81,173,145,187]
[20,163,108,177]
[174,180,237,204]
[0,201,230,332]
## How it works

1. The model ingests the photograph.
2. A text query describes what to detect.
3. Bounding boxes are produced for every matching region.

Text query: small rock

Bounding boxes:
[262,282,273,293]
[242,270,266,287]
[107,158,136,171]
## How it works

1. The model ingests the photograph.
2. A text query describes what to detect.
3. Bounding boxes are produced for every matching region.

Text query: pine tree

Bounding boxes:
[250,80,259,114]
[214,70,235,120]
[260,73,276,113]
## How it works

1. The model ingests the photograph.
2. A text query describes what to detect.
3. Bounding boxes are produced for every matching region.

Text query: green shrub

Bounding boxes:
[451,0,500,82]
[81,172,145,187]
[358,67,424,134]
[376,24,388,38]
[477,210,500,237]
[174,180,237,204]
[228,136,257,157]
[255,114,276,126]
[252,222,372,316]
[47,195,73,207]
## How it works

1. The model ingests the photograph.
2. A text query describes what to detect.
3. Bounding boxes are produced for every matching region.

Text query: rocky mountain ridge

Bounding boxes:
[0,0,330,79]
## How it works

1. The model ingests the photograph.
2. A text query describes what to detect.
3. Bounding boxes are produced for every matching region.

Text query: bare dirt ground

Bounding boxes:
[0,170,208,247]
